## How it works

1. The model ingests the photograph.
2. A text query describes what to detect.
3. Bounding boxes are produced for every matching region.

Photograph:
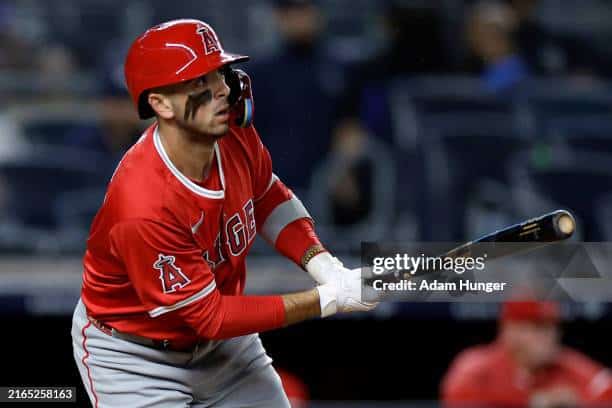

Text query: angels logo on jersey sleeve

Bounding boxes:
[153,254,191,294]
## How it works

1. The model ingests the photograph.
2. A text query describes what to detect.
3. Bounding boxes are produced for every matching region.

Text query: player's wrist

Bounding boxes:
[306,251,342,284]
[316,283,337,318]
[302,244,327,269]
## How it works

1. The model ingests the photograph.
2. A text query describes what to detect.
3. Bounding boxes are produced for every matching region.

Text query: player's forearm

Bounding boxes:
[183,289,323,340]
[282,288,321,325]
[275,219,326,267]
[215,290,322,334]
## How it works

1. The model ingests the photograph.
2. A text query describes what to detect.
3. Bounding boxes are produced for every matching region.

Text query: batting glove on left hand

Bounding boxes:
[305,252,346,285]
[317,267,379,317]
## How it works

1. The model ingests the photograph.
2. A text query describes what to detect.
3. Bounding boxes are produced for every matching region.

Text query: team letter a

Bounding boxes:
[153,254,191,293]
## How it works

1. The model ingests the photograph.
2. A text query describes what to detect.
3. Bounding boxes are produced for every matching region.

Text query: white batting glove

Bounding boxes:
[316,267,379,317]
[305,252,346,284]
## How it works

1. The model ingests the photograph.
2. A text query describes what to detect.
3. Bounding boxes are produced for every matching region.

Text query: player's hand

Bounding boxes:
[305,251,346,285]
[317,267,379,317]
[225,68,254,128]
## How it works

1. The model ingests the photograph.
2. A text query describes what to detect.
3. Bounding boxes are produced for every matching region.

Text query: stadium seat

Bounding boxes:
[519,79,612,138]
[391,76,519,120]
[0,146,111,230]
[547,115,612,155]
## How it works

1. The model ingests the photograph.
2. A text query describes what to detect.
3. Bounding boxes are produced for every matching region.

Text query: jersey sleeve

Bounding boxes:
[561,349,612,403]
[246,126,322,266]
[441,349,500,406]
[109,219,286,339]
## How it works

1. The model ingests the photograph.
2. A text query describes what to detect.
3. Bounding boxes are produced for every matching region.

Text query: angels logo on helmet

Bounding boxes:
[197,25,220,55]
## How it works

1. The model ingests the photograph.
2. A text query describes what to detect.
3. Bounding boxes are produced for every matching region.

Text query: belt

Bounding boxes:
[86,315,198,352]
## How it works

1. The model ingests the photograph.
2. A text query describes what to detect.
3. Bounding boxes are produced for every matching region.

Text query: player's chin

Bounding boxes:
[207,121,230,138]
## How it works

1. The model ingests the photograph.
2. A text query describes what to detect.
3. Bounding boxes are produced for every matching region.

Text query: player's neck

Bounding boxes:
[157,122,216,183]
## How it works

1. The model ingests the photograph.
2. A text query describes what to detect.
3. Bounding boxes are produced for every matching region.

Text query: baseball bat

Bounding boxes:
[366,210,576,281]
[440,209,575,262]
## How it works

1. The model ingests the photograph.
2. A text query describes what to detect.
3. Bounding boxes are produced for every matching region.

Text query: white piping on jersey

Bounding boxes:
[148,279,217,318]
[153,127,225,199]
[214,142,226,191]
[255,173,279,202]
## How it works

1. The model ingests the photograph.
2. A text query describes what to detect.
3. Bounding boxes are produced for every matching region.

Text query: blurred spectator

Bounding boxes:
[327,119,373,226]
[465,1,529,92]
[322,3,451,228]
[511,0,565,75]
[38,43,80,97]
[442,300,612,407]
[0,3,39,70]
[338,2,453,135]
[63,53,144,166]
[511,0,610,78]
[249,0,341,194]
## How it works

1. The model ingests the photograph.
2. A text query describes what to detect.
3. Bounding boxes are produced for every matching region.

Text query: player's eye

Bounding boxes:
[218,67,229,77]
[194,76,207,87]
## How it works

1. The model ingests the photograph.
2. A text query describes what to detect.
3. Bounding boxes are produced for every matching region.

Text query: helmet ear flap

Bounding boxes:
[225,67,241,106]
[226,68,254,128]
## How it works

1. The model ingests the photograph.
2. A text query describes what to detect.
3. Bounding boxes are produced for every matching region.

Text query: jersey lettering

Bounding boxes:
[223,199,257,256]
[225,213,247,256]
[243,199,256,243]
[203,232,226,269]
[153,254,191,293]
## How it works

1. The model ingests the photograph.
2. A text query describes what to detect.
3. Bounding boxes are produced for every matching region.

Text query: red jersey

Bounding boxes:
[81,122,315,346]
[441,341,612,407]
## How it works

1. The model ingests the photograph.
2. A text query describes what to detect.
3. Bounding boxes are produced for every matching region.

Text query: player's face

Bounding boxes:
[169,69,231,137]
[505,321,560,369]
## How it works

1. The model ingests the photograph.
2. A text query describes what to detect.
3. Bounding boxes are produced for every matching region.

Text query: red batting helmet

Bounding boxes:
[124,19,249,119]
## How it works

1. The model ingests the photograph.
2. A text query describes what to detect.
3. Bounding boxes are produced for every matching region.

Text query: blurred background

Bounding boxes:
[1,0,612,406]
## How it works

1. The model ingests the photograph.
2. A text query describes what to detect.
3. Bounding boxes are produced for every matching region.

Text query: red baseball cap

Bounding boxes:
[501,300,560,322]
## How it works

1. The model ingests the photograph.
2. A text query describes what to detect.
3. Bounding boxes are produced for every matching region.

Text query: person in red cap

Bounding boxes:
[441,300,612,407]
[71,19,379,407]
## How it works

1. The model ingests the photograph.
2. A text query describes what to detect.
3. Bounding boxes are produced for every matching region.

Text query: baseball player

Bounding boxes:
[442,300,612,407]
[71,19,377,408]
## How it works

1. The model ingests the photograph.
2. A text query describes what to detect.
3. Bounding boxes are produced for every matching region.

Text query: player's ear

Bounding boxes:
[148,92,175,120]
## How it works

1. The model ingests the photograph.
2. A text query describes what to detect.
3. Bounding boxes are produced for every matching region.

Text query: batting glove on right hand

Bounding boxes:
[316,267,379,317]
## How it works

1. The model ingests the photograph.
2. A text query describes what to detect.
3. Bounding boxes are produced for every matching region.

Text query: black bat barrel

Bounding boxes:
[443,210,575,261]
